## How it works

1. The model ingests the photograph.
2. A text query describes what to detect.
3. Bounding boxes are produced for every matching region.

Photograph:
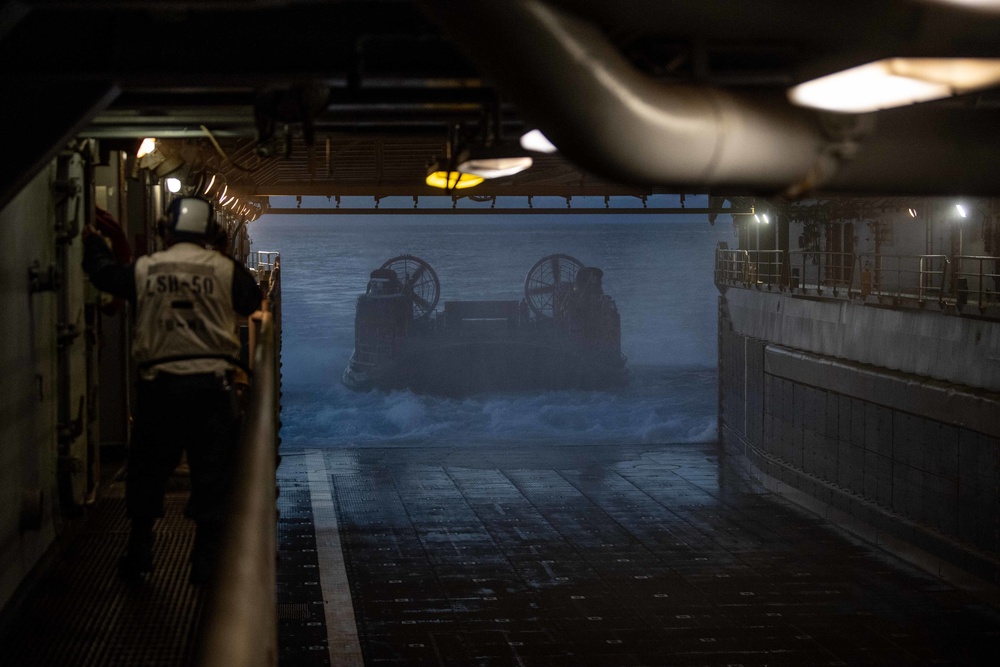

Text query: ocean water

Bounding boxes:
[250,210,728,448]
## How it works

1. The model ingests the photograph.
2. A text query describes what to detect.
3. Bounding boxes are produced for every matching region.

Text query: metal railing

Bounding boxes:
[716,248,1000,315]
[747,250,784,288]
[952,255,1000,309]
[715,249,751,286]
[716,249,784,288]
[788,250,856,298]
[249,250,280,273]
[856,253,949,304]
[195,260,281,667]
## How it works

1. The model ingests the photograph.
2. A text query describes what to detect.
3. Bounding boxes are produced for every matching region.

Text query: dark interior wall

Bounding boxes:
[719,293,1000,586]
[0,165,60,608]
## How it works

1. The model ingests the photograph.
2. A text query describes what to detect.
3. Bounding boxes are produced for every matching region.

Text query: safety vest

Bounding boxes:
[133,242,240,378]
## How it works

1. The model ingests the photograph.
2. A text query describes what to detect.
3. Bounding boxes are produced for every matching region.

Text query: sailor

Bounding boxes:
[82,196,262,584]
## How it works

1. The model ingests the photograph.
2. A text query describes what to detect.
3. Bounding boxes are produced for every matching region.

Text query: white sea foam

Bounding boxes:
[278,366,717,447]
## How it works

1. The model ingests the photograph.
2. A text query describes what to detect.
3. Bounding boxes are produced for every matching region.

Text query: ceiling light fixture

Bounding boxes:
[202,173,217,196]
[456,146,533,179]
[425,168,484,190]
[788,58,1000,112]
[154,156,185,179]
[136,137,157,158]
[425,124,486,191]
[519,129,558,153]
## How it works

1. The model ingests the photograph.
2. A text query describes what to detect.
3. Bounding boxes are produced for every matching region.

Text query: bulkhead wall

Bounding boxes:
[0,165,61,608]
[719,290,1000,590]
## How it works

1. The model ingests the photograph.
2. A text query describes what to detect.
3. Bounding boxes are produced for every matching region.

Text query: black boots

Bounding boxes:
[117,518,219,586]
[118,518,155,582]
[189,525,219,586]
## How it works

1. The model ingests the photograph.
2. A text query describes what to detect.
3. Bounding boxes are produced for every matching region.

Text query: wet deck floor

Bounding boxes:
[3,441,999,665]
[280,442,1000,666]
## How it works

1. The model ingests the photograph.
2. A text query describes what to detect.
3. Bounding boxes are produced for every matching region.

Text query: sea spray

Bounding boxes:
[277,366,717,447]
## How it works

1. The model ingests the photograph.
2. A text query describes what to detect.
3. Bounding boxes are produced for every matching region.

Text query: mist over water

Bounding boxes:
[250,210,728,448]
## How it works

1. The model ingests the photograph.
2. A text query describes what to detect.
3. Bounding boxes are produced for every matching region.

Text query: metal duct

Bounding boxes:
[418,0,1000,195]
[417,0,839,193]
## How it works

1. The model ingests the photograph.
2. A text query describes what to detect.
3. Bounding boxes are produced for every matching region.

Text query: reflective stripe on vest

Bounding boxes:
[133,243,240,376]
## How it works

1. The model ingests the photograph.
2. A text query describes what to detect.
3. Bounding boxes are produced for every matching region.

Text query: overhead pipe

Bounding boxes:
[418,0,847,194]
[418,0,1000,195]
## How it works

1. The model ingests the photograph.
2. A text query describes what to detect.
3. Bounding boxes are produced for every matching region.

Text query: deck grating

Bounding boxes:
[303,442,1000,666]
[0,478,203,666]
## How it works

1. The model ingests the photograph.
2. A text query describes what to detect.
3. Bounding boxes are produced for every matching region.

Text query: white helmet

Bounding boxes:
[163,197,217,239]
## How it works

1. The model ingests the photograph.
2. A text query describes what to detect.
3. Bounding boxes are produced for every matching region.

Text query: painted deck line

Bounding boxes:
[305,449,363,666]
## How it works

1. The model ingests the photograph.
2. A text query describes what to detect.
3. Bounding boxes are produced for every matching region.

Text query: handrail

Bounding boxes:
[249,250,280,272]
[714,248,999,316]
[715,248,751,286]
[716,248,789,290]
[746,249,784,289]
[856,253,949,304]
[787,250,856,297]
[195,260,281,667]
[952,255,1000,308]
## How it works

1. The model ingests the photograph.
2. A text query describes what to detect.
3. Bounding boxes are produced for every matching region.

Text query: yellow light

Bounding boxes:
[136,137,157,158]
[424,170,484,190]
[165,177,182,193]
[788,58,1000,112]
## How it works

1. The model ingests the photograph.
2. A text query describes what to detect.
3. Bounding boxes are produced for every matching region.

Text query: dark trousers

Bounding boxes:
[127,372,238,544]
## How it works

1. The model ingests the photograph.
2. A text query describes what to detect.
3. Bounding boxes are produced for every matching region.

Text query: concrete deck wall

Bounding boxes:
[719,290,1000,588]
[722,287,1000,392]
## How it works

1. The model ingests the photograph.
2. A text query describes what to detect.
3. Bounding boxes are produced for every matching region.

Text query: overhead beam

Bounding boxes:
[252,184,656,197]
[0,3,461,83]
[263,207,736,216]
